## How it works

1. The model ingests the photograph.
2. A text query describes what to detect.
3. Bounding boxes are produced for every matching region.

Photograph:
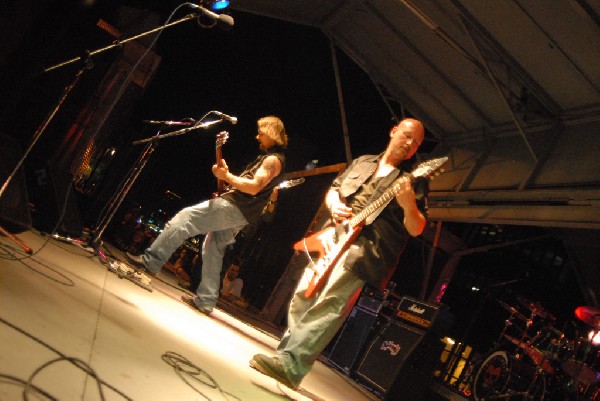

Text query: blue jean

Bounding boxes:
[142,197,248,310]
[276,251,365,387]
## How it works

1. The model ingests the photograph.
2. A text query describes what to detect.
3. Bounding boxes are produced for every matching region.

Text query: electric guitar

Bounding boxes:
[262,178,306,220]
[294,156,448,298]
[214,131,229,197]
[278,177,305,190]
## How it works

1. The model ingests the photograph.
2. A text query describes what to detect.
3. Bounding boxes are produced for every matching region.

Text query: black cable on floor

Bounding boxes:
[0,374,57,400]
[0,242,75,286]
[161,351,242,401]
[0,316,133,401]
[24,356,107,401]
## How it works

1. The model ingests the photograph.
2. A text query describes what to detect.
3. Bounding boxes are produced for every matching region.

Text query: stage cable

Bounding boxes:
[161,351,242,401]
[0,315,133,401]
[0,182,75,261]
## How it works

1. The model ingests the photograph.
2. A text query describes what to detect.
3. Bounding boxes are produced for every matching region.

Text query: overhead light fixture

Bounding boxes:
[209,0,229,10]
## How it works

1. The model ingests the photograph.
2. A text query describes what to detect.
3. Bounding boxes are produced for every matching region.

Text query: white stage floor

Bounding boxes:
[0,230,379,401]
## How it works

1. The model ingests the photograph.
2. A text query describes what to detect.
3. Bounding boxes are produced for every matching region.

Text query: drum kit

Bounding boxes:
[472,300,600,401]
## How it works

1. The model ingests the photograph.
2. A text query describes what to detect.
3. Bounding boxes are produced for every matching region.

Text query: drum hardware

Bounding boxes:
[517,297,557,324]
[502,334,555,375]
[562,305,600,389]
[561,357,597,386]
[477,302,600,401]
[530,326,571,362]
[472,350,547,401]
[495,300,530,348]
[560,336,599,387]
[498,300,529,323]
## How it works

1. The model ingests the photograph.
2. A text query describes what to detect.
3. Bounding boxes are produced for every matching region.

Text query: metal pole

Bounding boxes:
[329,39,353,164]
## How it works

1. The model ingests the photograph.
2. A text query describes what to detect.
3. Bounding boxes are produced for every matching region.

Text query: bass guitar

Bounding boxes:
[293,156,448,298]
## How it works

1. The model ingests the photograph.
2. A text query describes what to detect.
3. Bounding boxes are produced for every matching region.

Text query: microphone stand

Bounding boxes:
[0,13,199,254]
[86,119,224,257]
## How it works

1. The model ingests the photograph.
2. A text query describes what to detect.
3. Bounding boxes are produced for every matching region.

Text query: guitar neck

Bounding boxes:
[216,147,225,193]
[214,131,229,195]
[349,172,415,228]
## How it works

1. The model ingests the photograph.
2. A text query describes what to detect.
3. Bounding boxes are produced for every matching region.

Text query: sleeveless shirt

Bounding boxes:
[222,145,286,224]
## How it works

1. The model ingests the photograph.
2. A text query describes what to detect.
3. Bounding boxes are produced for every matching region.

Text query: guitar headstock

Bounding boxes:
[216,131,229,148]
[411,156,448,180]
[278,177,305,189]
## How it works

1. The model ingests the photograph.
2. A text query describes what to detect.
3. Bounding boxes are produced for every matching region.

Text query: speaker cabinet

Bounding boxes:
[28,163,82,237]
[354,320,443,400]
[327,306,378,374]
[0,133,32,233]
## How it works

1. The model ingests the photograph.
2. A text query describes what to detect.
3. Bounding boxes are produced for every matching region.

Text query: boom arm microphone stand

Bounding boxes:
[87,117,225,255]
[0,11,206,255]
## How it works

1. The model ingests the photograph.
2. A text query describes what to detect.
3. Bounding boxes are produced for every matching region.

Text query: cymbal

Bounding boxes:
[503,334,523,346]
[497,300,528,322]
[517,297,551,319]
[574,306,600,328]
[502,334,554,374]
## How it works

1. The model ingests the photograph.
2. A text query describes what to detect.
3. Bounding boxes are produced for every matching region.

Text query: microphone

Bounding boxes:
[188,4,234,29]
[143,120,195,126]
[212,111,238,125]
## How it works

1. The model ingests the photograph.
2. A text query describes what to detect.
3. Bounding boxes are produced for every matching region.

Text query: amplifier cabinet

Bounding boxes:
[396,296,440,329]
[354,320,443,400]
[0,133,31,233]
[327,306,378,374]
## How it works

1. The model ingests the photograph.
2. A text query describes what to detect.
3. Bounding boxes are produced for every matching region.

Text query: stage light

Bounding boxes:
[210,0,229,10]
[589,329,600,345]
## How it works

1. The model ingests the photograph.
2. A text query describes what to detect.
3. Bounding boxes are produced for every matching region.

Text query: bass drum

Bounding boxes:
[473,350,546,401]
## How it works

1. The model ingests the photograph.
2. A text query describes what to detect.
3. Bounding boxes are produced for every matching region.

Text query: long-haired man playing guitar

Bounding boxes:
[127,116,287,315]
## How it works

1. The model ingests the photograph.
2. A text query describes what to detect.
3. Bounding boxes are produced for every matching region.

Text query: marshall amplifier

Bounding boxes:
[396,296,440,330]
[354,319,443,400]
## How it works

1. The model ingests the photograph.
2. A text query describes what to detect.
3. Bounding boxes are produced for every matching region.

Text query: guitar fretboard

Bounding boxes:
[344,156,447,230]
[349,174,413,229]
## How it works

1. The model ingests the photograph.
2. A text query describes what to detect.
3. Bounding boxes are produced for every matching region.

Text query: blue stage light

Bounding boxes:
[210,0,229,10]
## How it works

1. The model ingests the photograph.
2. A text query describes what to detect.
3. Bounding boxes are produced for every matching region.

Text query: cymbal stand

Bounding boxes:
[495,314,519,348]
[522,314,535,343]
